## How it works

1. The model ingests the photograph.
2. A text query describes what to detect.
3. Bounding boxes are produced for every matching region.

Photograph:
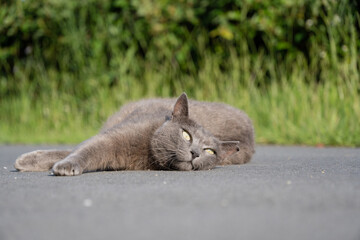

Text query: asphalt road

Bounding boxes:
[0,145,359,240]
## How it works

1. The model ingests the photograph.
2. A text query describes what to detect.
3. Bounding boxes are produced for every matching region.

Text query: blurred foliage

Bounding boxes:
[1,0,359,97]
[0,0,360,145]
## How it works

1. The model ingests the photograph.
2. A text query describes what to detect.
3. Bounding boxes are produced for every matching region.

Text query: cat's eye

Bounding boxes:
[182,130,191,141]
[204,148,215,155]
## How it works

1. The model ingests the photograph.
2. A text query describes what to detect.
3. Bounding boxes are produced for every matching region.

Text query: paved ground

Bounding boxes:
[0,145,359,240]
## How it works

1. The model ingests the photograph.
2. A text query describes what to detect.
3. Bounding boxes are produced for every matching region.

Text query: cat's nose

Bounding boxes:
[190,150,200,159]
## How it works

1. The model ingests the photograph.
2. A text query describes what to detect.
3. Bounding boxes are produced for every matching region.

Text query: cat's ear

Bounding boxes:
[172,93,189,119]
[218,141,240,161]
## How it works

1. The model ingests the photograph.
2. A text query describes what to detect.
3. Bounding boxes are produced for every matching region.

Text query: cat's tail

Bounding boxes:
[14,149,72,172]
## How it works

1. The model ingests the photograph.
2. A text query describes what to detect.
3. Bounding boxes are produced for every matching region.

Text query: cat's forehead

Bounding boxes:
[193,127,218,143]
[181,122,217,145]
[174,116,198,128]
[171,117,218,144]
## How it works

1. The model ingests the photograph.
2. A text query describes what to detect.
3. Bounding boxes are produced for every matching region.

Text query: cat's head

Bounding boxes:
[151,93,239,171]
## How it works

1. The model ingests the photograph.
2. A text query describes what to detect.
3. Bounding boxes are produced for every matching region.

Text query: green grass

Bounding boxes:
[1,1,359,146]
[1,45,359,146]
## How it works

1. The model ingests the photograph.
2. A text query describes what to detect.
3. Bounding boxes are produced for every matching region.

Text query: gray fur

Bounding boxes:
[14,93,255,176]
[14,150,72,172]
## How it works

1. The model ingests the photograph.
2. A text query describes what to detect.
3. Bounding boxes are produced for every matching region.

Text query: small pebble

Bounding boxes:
[83,199,93,207]
[286,180,292,185]
[163,181,167,185]
[321,170,326,174]
[155,174,158,177]
[3,167,7,170]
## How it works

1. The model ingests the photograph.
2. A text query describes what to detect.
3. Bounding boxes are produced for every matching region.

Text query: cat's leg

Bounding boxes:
[52,135,119,176]
[52,121,153,176]
[220,144,255,165]
[14,150,72,172]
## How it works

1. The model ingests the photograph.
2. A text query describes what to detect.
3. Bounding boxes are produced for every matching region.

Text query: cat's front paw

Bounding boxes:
[15,150,51,172]
[15,151,40,172]
[52,160,83,176]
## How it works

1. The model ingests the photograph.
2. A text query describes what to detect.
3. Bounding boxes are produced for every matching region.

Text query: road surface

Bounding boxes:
[0,145,359,240]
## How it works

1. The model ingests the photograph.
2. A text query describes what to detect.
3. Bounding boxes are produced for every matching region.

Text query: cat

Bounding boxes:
[14,93,255,176]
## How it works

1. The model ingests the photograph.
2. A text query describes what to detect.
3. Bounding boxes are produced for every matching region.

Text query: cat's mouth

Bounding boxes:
[168,158,215,171]
[190,161,199,170]
[168,158,196,171]
[159,152,214,171]
[174,158,205,171]
[191,157,216,171]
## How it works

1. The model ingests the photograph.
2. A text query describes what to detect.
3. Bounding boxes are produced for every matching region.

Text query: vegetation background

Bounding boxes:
[1,0,359,146]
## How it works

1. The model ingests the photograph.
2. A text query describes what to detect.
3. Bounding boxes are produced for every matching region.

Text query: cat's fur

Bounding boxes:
[14,93,255,176]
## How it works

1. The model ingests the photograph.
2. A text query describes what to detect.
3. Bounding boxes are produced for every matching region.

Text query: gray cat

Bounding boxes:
[14,93,255,176]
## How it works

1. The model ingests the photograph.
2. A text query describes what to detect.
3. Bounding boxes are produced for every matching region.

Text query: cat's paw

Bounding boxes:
[15,150,50,172]
[52,160,83,176]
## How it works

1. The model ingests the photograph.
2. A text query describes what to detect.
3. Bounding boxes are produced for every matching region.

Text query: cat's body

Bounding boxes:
[15,93,255,176]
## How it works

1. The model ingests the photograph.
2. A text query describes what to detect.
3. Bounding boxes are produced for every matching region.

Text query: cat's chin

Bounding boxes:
[171,161,194,171]
[171,159,216,171]
[191,158,217,171]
